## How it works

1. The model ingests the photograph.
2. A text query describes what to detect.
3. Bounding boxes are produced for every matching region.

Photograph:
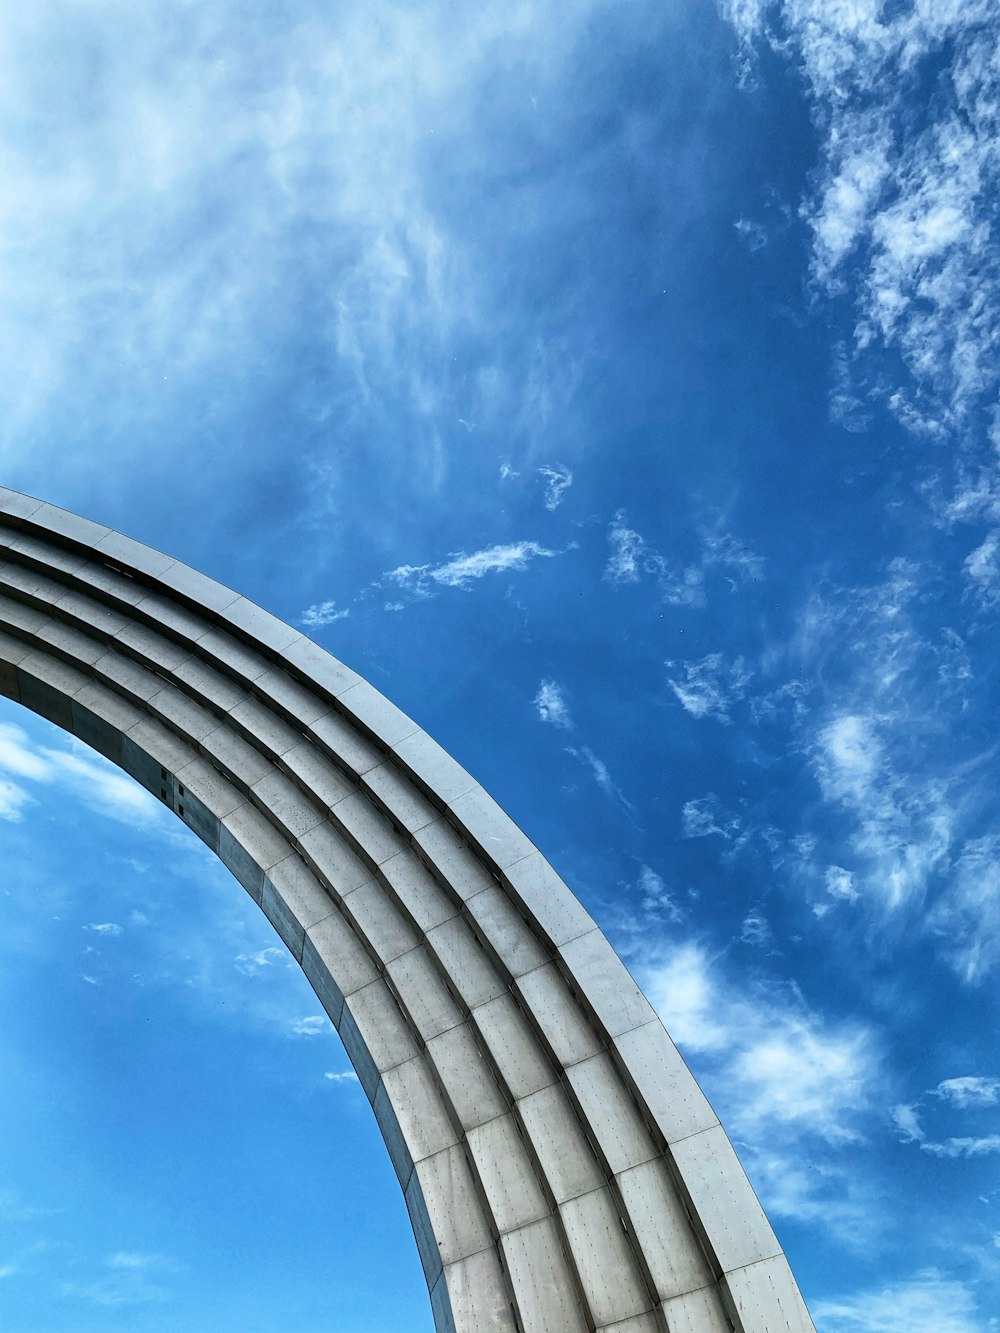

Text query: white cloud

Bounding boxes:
[537,463,572,511]
[929,836,1000,983]
[921,1136,1000,1160]
[812,1269,986,1333]
[324,1070,359,1084]
[739,908,771,948]
[86,923,123,937]
[0,777,33,822]
[533,679,573,730]
[667,652,751,723]
[636,865,683,922]
[290,1015,327,1037]
[388,539,558,592]
[964,531,1000,606]
[891,1103,925,1144]
[934,1076,1000,1109]
[681,793,747,845]
[235,946,286,976]
[605,511,762,605]
[825,866,859,904]
[299,600,349,628]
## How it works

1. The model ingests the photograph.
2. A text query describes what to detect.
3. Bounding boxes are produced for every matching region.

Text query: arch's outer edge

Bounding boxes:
[0,487,816,1333]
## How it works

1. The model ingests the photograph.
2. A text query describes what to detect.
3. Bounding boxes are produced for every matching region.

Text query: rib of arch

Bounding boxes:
[0,487,815,1333]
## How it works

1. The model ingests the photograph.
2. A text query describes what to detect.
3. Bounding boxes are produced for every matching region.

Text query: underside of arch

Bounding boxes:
[0,487,815,1333]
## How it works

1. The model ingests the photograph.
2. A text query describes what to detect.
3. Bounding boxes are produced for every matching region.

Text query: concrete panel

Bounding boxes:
[228,696,303,760]
[381,1054,463,1166]
[302,907,380,1018]
[308,706,384,777]
[282,635,361,700]
[405,1170,444,1289]
[432,1247,517,1333]
[426,915,507,1009]
[559,1186,652,1325]
[412,817,496,901]
[426,1024,509,1131]
[53,587,131,638]
[464,885,550,978]
[36,615,114,666]
[123,717,199,792]
[17,657,85,729]
[71,688,145,763]
[174,654,248,713]
[558,930,657,1039]
[221,597,301,653]
[219,800,291,900]
[412,1144,495,1267]
[514,964,604,1068]
[252,664,331,726]
[133,589,217,642]
[341,978,420,1081]
[363,758,440,834]
[154,562,240,615]
[392,729,477,806]
[200,722,276,788]
[298,818,373,898]
[499,1216,588,1333]
[613,1021,720,1146]
[0,591,52,635]
[616,1158,714,1302]
[597,1316,660,1333]
[194,625,273,682]
[93,647,173,702]
[660,1284,733,1333]
[565,1053,659,1175]
[331,789,405,866]
[93,529,178,578]
[145,683,223,744]
[115,619,196,671]
[337,679,420,749]
[346,878,421,965]
[0,487,44,520]
[723,1255,816,1333]
[471,993,558,1100]
[173,757,246,853]
[502,852,596,949]
[669,1126,782,1275]
[250,769,326,844]
[466,1113,549,1233]
[448,786,536,871]
[379,850,460,934]
[261,854,335,959]
[374,1079,416,1185]
[30,501,110,548]
[517,1083,605,1205]
[280,739,355,809]
[386,945,464,1041]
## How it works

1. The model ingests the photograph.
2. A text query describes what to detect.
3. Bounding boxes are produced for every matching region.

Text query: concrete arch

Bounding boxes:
[0,487,815,1333]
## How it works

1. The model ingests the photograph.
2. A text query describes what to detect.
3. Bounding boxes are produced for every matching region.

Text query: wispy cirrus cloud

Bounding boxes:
[812,1269,986,1333]
[387,539,559,593]
[605,511,763,605]
[667,651,751,723]
[533,679,573,730]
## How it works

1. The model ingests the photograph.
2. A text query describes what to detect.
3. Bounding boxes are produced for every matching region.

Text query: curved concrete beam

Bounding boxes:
[0,487,815,1333]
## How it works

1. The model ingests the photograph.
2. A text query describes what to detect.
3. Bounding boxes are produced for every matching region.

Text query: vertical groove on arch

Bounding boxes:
[0,488,816,1333]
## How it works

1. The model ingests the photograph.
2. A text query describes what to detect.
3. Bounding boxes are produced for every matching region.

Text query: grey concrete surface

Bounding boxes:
[0,487,817,1333]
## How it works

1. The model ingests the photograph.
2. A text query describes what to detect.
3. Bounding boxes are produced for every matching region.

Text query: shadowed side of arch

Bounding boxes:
[0,487,815,1333]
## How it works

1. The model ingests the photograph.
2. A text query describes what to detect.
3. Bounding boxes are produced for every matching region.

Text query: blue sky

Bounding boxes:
[1,1,999,1329]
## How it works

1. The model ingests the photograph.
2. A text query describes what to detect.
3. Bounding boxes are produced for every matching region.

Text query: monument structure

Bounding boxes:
[0,487,815,1333]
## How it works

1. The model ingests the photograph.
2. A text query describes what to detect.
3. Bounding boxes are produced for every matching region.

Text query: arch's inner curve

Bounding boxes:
[0,487,815,1333]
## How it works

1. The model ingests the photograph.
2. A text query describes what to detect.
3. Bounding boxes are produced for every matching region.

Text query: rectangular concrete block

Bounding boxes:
[282,636,361,700]
[280,739,354,808]
[155,563,241,615]
[447,786,536,871]
[722,1254,816,1333]
[173,654,248,713]
[499,1216,587,1333]
[221,597,302,653]
[597,1315,660,1333]
[613,1021,720,1146]
[219,799,290,898]
[337,679,420,749]
[17,660,83,729]
[93,529,178,578]
[123,717,198,791]
[412,1144,494,1267]
[132,590,214,642]
[0,488,44,521]
[262,853,336,959]
[52,589,130,638]
[669,1126,782,1276]
[374,1079,416,1185]
[426,915,507,1009]
[31,501,111,549]
[250,769,326,844]
[466,1113,549,1233]
[616,1158,714,1302]
[252,664,331,726]
[464,885,550,979]
[308,707,385,777]
[173,757,246,854]
[345,878,421,964]
[303,907,380,1017]
[381,1055,463,1166]
[385,945,464,1041]
[516,1084,605,1205]
[502,852,596,950]
[514,963,604,1069]
[659,1284,732,1333]
[200,723,275,788]
[115,619,195,671]
[558,930,656,1040]
[362,758,440,834]
[298,819,373,898]
[228,696,303,759]
[93,648,170,703]
[146,684,222,744]
[331,789,406,866]
[471,993,557,1101]
[0,592,52,635]
[412,818,496,901]
[432,1246,517,1333]
[405,1169,444,1289]
[379,850,459,934]
[70,701,126,765]
[559,1186,652,1326]
[194,626,272,682]
[392,729,477,806]
[341,977,420,1085]
[565,1053,659,1175]
[426,1023,509,1131]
